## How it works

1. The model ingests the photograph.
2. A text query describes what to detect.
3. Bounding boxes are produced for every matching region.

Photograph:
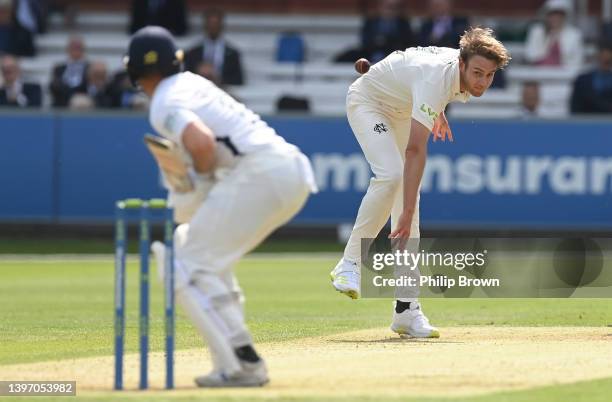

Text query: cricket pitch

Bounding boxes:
[0,326,610,399]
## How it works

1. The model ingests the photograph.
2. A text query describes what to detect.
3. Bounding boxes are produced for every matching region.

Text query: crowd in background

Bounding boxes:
[0,0,611,114]
[0,0,244,110]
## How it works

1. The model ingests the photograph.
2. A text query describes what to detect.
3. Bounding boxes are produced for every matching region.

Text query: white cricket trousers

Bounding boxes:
[175,147,314,277]
[343,80,421,265]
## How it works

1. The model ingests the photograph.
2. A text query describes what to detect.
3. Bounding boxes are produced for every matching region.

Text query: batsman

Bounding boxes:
[125,26,317,387]
[331,28,510,338]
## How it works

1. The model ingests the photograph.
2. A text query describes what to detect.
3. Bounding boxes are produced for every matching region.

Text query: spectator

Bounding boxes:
[8,0,47,57]
[517,81,542,118]
[107,70,149,110]
[129,0,187,37]
[570,41,612,114]
[418,0,469,48]
[602,20,612,42]
[333,0,414,63]
[194,61,221,86]
[524,0,583,67]
[86,61,112,108]
[361,0,415,63]
[0,54,42,107]
[49,35,88,107]
[185,9,244,86]
[0,0,12,53]
[68,93,93,110]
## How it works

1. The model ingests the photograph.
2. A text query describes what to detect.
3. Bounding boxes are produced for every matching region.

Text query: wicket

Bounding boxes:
[114,198,175,390]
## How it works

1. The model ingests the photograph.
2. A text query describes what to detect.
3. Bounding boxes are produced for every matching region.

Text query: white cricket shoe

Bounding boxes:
[330,258,360,299]
[390,301,440,338]
[195,360,269,388]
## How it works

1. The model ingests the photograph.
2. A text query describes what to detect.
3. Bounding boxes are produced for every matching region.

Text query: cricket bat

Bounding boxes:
[144,134,194,193]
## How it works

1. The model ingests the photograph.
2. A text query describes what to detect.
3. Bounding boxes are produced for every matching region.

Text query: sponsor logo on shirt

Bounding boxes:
[373,123,388,134]
[420,103,439,121]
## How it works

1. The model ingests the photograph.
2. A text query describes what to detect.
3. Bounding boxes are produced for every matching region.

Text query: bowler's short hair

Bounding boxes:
[459,27,511,69]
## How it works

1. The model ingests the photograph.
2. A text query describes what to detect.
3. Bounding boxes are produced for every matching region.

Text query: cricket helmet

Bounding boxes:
[124,26,184,86]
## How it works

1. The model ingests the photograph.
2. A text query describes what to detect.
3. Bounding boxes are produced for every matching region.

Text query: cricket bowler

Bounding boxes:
[331,27,511,337]
[125,26,317,387]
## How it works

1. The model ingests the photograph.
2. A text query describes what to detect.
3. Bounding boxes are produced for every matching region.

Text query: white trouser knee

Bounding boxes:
[343,172,402,264]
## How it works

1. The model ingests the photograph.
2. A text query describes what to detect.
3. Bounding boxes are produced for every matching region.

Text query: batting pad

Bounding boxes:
[174,259,243,375]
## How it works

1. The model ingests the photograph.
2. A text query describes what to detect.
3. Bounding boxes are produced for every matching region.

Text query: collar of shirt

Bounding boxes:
[450,58,469,103]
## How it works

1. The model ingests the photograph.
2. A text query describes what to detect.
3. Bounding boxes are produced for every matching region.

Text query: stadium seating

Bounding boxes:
[10,11,594,116]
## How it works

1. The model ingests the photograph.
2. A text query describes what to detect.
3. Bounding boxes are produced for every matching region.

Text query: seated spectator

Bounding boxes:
[129,0,187,37]
[49,35,88,107]
[86,61,112,108]
[0,54,41,107]
[0,0,12,53]
[185,9,244,86]
[0,0,46,57]
[570,41,612,114]
[362,0,415,63]
[8,0,47,57]
[525,0,583,67]
[107,70,149,110]
[602,21,612,42]
[194,61,221,86]
[518,81,542,118]
[334,0,414,63]
[68,93,94,110]
[418,0,468,48]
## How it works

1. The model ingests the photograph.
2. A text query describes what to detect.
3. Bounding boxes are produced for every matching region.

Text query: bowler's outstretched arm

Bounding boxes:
[389,119,430,239]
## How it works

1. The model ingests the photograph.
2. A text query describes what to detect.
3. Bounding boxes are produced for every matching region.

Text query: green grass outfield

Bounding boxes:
[0,254,611,401]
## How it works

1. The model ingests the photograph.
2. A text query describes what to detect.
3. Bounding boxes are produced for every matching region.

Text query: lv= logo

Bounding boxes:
[420,104,439,120]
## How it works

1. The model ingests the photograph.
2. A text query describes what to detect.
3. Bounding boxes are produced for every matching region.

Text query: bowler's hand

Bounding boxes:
[432,111,453,142]
[389,211,413,248]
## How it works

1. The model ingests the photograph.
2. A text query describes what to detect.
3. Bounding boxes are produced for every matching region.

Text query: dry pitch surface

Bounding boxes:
[1,326,611,398]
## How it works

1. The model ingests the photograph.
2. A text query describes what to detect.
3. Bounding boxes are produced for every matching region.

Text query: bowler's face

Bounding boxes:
[459,55,497,97]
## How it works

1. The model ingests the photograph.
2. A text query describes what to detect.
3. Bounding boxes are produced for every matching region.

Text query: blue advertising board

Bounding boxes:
[268,117,612,229]
[0,114,55,221]
[0,112,611,230]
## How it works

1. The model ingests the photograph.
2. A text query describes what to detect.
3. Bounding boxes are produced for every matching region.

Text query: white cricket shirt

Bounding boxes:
[358,47,470,130]
[149,72,294,162]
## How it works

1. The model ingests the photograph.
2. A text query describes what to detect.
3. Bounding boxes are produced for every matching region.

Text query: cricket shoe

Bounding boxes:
[195,360,269,388]
[330,258,360,299]
[390,301,440,338]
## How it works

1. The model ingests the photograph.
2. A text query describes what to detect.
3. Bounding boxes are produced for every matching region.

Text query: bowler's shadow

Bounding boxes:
[328,337,463,344]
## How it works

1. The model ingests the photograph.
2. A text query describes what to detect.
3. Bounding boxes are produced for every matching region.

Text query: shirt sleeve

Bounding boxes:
[151,107,200,144]
[411,81,446,131]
